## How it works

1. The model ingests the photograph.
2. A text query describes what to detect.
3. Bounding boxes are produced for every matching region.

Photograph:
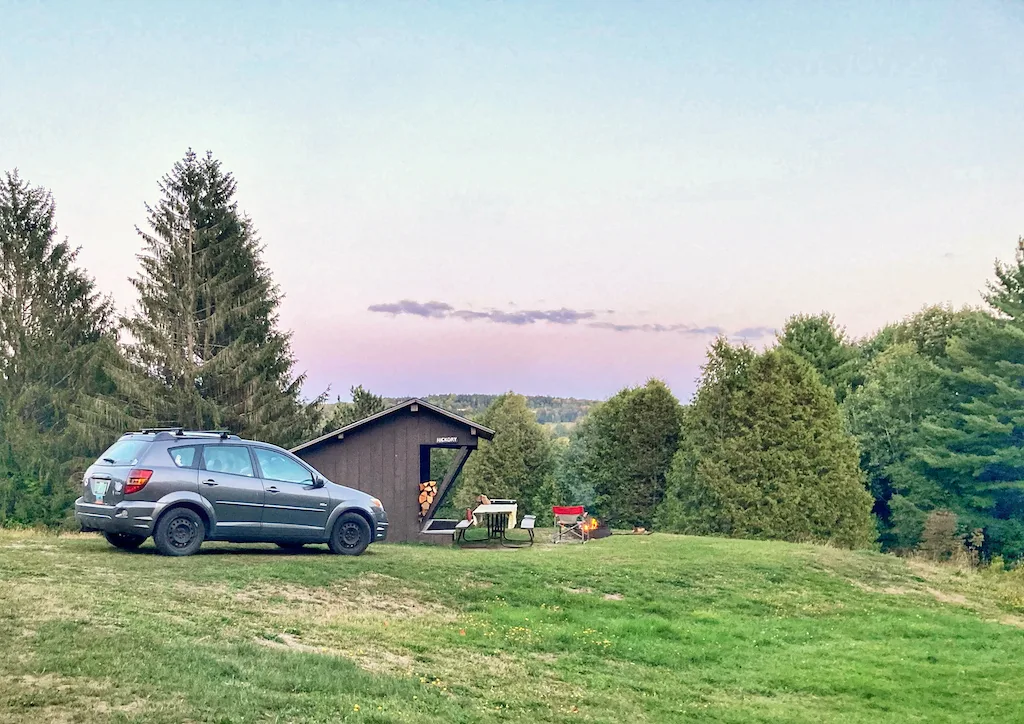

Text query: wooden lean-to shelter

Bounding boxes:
[291,398,495,543]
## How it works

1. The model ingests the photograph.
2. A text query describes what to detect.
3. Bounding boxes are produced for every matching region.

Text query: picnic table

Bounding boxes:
[472,503,518,542]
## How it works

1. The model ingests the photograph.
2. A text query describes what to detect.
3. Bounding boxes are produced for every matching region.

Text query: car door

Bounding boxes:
[198,444,264,539]
[253,447,330,540]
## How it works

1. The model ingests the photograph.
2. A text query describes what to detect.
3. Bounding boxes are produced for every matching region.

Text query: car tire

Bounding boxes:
[276,542,305,550]
[328,512,371,556]
[153,507,205,557]
[104,531,146,551]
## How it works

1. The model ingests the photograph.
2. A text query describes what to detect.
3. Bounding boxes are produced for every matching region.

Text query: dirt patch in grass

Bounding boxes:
[235,573,452,623]
[1,582,93,625]
[924,587,971,606]
[603,593,624,601]
[0,672,148,723]
[256,633,417,676]
[564,587,592,594]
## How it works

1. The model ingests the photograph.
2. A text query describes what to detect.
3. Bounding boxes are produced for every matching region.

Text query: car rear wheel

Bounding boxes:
[329,512,371,556]
[104,531,146,551]
[275,542,305,550]
[153,507,205,557]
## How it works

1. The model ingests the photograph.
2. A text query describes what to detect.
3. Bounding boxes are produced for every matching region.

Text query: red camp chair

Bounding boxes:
[552,505,588,544]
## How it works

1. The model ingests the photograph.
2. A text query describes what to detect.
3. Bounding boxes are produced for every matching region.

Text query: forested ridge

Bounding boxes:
[3,152,1023,565]
[323,394,598,428]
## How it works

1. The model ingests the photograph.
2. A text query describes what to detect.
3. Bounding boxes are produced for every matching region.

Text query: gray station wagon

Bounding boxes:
[75,429,388,556]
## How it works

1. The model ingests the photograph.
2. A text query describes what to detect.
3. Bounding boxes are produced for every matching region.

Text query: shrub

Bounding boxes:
[918,510,962,561]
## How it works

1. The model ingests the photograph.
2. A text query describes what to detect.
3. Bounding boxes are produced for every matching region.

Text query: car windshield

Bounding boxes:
[96,439,150,466]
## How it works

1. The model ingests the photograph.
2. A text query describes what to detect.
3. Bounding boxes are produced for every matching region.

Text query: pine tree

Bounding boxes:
[658,340,875,548]
[124,150,320,447]
[323,385,387,431]
[910,308,1024,558]
[0,171,136,525]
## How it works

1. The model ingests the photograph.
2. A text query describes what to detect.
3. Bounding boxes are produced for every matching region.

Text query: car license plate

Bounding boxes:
[91,479,109,504]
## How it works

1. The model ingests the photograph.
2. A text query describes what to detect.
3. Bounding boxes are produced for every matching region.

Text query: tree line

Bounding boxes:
[0,152,343,525]
[444,240,1024,561]
[3,150,1022,563]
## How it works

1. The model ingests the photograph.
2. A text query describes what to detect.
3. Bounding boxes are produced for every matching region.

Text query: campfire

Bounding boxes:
[582,517,611,540]
[418,480,438,520]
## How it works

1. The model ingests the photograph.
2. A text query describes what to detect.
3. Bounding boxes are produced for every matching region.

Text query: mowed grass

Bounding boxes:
[2,530,1024,723]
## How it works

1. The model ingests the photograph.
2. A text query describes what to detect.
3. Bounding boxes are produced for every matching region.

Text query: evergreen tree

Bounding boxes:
[0,171,136,525]
[778,312,861,402]
[861,305,979,365]
[843,343,947,549]
[658,340,875,548]
[124,150,320,447]
[560,380,681,527]
[323,385,387,431]
[910,307,1024,558]
[457,393,555,515]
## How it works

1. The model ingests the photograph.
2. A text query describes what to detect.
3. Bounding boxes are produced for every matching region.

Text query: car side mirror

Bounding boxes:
[311,477,325,489]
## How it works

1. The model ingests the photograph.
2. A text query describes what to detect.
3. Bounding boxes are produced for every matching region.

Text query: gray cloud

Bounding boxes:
[369,301,594,326]
[367,300,453,318]
[588,322,726,335]
[730,326,776,339]
[368,299,764,337]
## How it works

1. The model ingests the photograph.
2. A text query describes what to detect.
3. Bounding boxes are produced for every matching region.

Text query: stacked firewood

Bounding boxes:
[418,480,438,520]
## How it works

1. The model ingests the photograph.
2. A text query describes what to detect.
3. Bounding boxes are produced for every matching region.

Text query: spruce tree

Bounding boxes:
[658,340,875,548]
[0,171,136,525]
[124,150,320,447]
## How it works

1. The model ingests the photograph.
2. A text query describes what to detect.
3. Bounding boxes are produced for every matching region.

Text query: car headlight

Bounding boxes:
[370,498,383,509]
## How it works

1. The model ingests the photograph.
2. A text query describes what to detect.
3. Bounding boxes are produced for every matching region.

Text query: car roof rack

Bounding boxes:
[130,428,237,440]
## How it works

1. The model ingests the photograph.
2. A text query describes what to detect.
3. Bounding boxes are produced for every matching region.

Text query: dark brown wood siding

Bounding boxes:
[295,405,479,542]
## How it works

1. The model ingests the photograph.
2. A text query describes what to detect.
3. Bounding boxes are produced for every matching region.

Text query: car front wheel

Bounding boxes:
[329,512,371,556]
[153,507,205,557]
[104,531,146,551]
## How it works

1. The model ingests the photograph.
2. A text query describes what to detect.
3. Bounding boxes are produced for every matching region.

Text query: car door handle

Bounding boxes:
[266,486,279,494]
[202,479,218,486]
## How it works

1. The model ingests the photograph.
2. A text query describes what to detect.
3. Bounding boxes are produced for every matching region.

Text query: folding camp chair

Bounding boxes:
[552,505,588,544]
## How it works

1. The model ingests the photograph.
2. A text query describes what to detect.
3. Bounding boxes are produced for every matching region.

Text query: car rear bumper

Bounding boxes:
[75,497,157,536]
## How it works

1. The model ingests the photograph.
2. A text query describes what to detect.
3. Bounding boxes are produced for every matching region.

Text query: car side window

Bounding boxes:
[201,445,255,478]
[168,446,198,469]
[254,448,313,485]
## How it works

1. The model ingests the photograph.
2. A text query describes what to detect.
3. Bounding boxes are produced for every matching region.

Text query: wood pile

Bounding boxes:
[418,480,438,520]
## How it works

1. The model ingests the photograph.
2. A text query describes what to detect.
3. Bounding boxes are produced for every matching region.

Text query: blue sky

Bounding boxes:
[2,1,1023,401]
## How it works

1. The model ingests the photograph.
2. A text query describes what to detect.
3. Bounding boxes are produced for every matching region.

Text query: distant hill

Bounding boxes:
[322,394,600,435]
[384,394,600,425]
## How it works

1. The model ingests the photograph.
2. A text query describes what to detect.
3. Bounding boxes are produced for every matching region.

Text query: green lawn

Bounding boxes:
[2,530,1023,723]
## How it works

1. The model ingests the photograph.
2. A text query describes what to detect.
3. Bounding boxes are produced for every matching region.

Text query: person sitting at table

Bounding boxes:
[476,495,491,506]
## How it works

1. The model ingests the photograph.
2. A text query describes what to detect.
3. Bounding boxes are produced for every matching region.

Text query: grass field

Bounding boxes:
[2,530,1024,723]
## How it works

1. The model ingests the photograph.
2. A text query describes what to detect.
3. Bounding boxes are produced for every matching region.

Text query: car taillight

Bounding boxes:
[125,469,153,494]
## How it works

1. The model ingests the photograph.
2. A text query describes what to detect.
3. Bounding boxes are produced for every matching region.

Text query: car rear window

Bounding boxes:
[96,439,150,466]
[168,446,198,468]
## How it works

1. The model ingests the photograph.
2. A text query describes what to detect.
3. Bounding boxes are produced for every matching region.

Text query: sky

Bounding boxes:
[2,1,1023,402]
